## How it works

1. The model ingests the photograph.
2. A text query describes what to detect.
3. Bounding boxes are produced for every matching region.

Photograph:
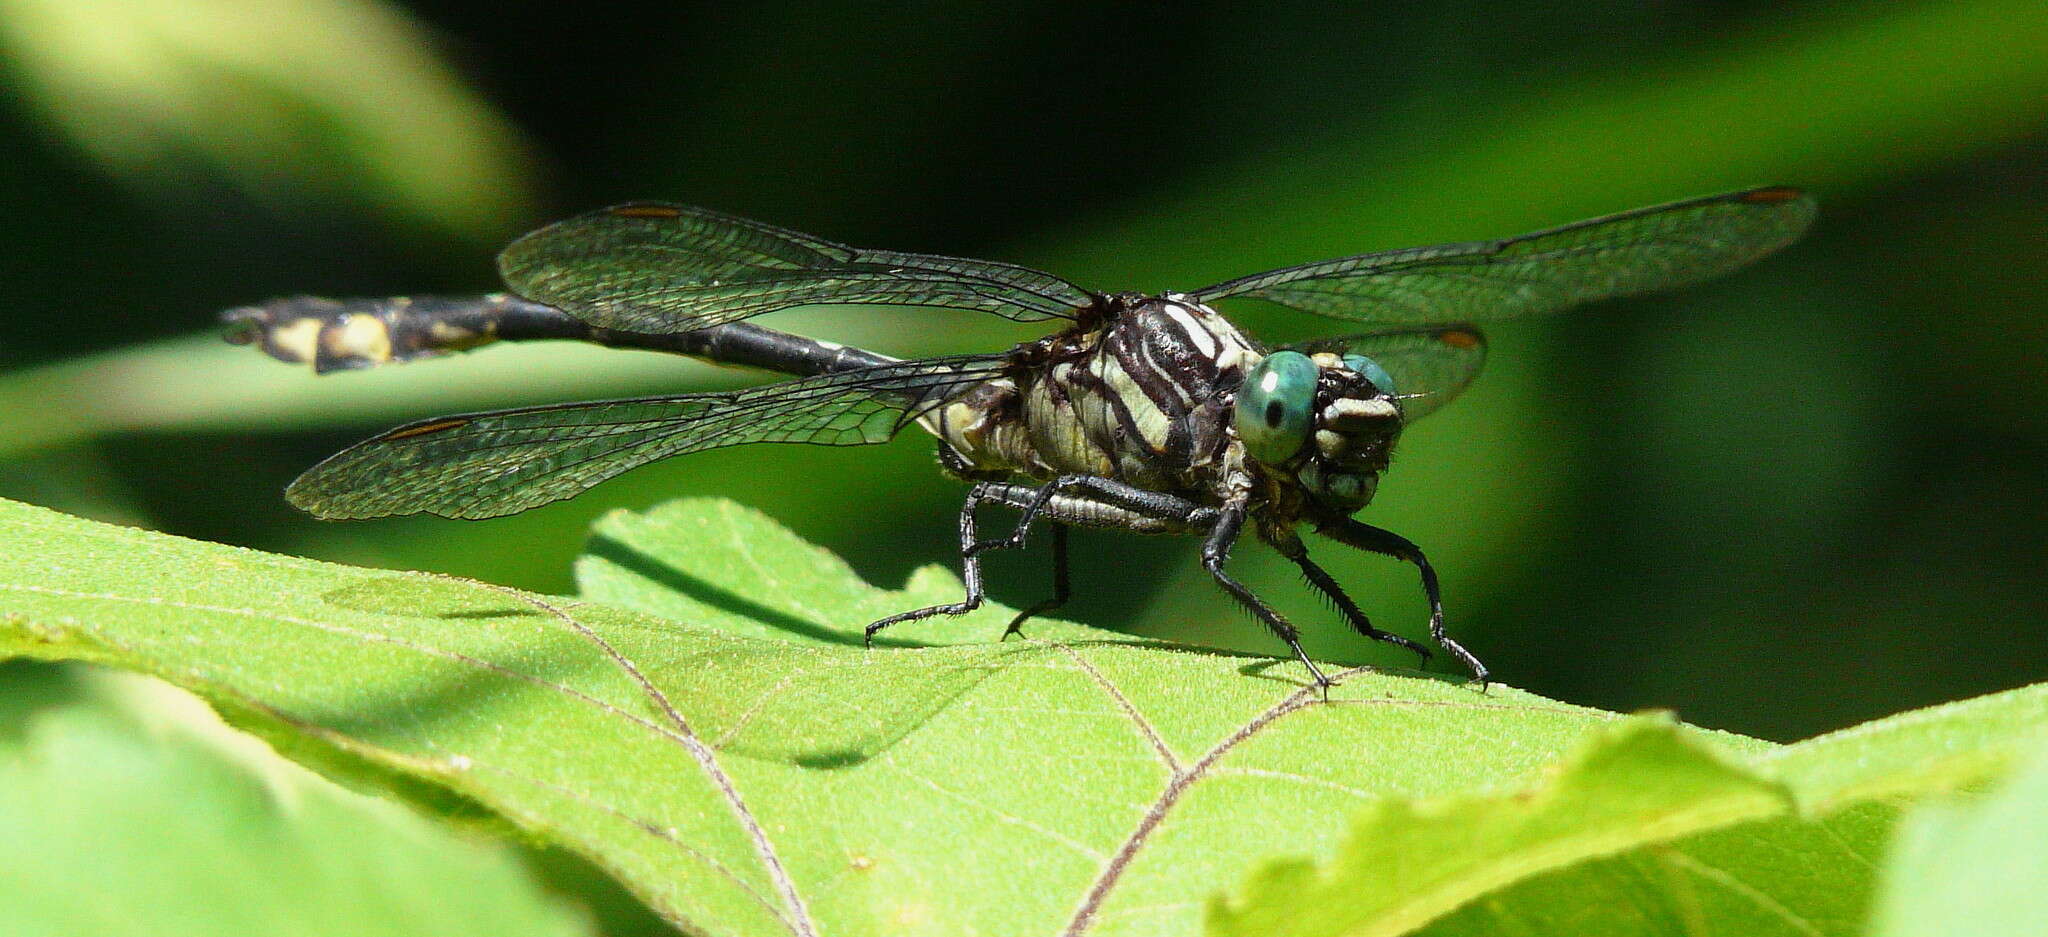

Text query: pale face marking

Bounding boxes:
[1325,397,1399,423]
[1314,429,1347,458]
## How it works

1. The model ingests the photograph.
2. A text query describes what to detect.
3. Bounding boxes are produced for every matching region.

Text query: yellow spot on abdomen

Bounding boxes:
[326,313,393,362]
[271,317,323,364]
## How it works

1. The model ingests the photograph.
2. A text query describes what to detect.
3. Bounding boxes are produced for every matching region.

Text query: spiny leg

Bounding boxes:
[1317,517,1488,685]
[977,475,1210,638]
[1204,505,1332,689]
[1270,532,1432,668]
[865,482,996,642]
[871,477,1215,644]
[973,479,1219,535]
[1001,522,1070,640]
[969,474,1207,556]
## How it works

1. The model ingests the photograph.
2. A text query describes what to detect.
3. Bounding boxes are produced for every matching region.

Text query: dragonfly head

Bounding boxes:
[1233,349,1402,513]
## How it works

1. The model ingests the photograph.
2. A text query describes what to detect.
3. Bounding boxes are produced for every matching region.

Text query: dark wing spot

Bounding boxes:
[1264,400,1285,427]
[1436,328,1481,350]
[380,418,472,441]
[1738,186,1805,204]
[609,203,684,218]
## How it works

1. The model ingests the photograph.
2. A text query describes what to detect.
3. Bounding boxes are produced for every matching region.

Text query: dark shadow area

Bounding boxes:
[1231,650,1475,691]
[307,632,616,744]
[518,843,679,937]
[322,577,539,620]
[582,532,931,648]
[286,577,638,743]
[705,644,1052,769]
[790,748,868,770]
[316,566,1063,770]
[0,660,92,744]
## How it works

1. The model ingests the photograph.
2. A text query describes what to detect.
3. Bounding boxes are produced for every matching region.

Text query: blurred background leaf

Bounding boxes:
[0,0,536,239]
[1868,745,2048,937]
[0,0,2040,749]
[0,666,596,937]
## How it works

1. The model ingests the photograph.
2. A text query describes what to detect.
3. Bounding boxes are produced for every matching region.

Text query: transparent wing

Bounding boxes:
[286,356,1008,520]
[1286,326,1487,422]
[498,202,1096,334]
[1192,187,1815,322]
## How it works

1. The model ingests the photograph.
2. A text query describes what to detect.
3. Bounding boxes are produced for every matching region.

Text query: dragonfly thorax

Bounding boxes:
[925,294,1262,495]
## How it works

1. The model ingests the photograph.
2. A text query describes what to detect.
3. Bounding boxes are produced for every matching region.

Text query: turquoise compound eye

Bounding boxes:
[1234,350,1318,464]
[1343,354,1396,396]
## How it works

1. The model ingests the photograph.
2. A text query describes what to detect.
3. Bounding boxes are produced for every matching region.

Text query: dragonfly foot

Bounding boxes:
[1292,648,1335,696]
[865,599,980,646]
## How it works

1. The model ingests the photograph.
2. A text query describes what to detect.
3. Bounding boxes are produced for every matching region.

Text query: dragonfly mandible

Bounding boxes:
[225,187,1816,687]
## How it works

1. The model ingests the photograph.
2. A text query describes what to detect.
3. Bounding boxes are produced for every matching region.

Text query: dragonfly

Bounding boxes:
[225,186,1815,687]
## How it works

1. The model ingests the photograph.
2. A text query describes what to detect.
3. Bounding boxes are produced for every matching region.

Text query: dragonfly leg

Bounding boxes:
[1316,517,1488,686]
[970,474,1209,554]
[975,478,1214,638]
[967,474,1080,556]
[1204,505,1332,690]
[876,479,1217,645]
[1268,532,1432,668]
[1001,523,1070,640]
[865,483,997,643]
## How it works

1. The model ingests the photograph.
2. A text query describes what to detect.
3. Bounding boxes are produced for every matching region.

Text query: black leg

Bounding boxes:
[970,474,1212,554]
[1001,523,1070,639]
[870,477,1216,645]
[968,475,1076,556]
[1204,505,1332,689]
[1270,533,1432,668]
[866,483,994,642]
[1316,517,1488,685]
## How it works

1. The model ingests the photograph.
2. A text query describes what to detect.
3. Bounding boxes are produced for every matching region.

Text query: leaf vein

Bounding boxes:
[455,752,789,931]
[1056,644,1182,772]
[1058,666,1357,936]
[1209,766,1379,800]
[484,584,821,937]
[1658,847,1826,936]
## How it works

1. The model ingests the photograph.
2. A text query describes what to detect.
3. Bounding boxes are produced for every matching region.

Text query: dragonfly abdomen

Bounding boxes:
[224,293,899,378]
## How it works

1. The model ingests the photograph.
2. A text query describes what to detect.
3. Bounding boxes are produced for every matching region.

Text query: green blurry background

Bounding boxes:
[1,0,2042,744]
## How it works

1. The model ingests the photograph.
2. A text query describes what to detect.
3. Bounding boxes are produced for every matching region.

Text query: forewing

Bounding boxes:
[1287,326,1488,422]
[285,357,1007,520]
[1192,187,1815,322]
[499,202,1095,333]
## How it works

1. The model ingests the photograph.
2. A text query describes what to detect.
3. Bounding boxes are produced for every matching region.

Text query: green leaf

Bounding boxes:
[1868,746,2048,937]
[1410,803,1896,937]
[1206,716,1789,937]
[1,495,2041,937]
[0,675,591,937]
[1211,678,2048,937]
[0,496,1624,935]
[1755,687,2048,811]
